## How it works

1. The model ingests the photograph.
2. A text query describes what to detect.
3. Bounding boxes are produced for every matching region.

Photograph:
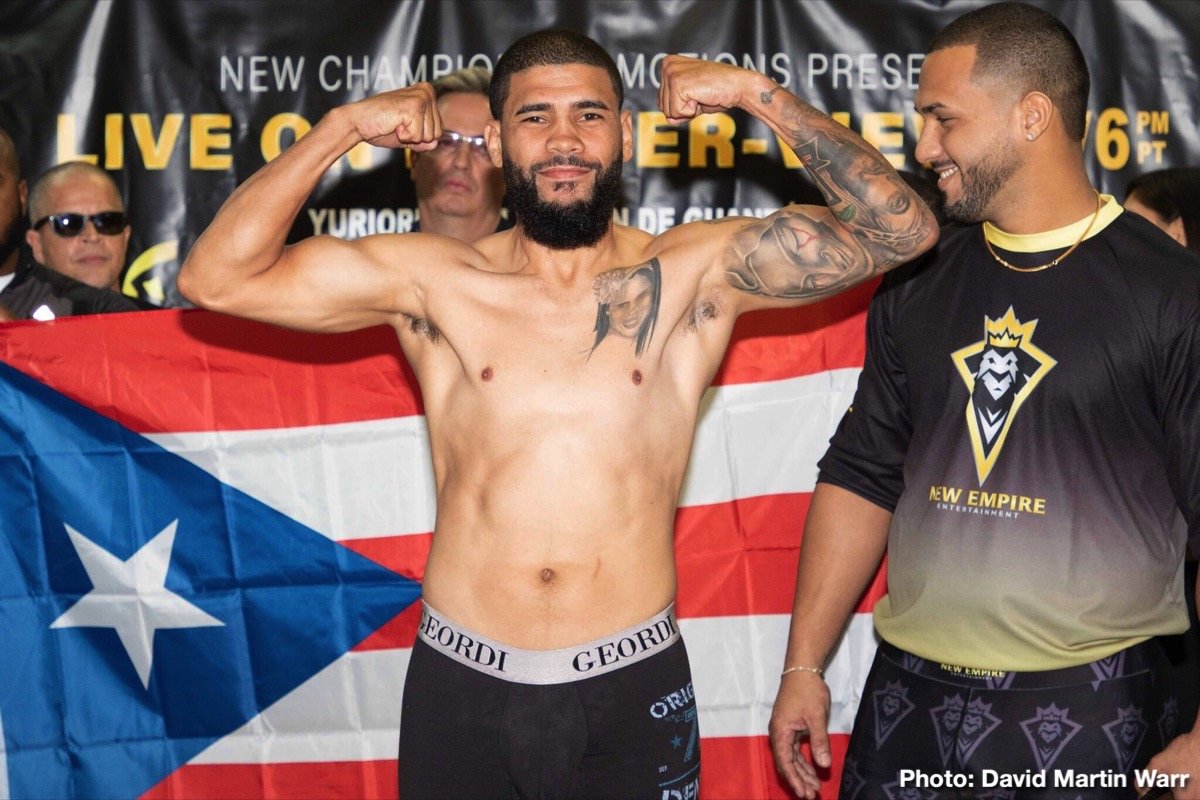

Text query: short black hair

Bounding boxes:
[1125,167,1200,257]
[929,2,1090,142]
[490,28,623,119]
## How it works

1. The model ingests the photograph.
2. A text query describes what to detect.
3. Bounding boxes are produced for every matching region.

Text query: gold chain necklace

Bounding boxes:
[984,193,1104,273]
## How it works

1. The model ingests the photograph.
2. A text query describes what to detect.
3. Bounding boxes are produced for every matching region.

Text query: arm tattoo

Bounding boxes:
[723,95,934,301]
[760,85,782,105]
[589,258,662,357]
[725,208,872,300]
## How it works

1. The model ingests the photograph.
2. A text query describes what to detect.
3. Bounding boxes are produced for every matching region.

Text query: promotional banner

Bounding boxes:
[0,2,1197,797]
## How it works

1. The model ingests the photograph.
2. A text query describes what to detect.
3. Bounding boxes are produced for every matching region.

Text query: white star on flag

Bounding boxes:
[50,520,224,688]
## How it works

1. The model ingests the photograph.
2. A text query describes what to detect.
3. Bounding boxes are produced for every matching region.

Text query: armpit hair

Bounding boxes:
[402,313,441,343]
[684,299,721,333]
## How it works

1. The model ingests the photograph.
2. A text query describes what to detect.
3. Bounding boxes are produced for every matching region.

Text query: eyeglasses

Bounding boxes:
[433,130,489,158]
[33,211,129,237]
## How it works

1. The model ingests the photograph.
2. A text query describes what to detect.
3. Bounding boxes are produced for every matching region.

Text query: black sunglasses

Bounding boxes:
[33,211,129,237]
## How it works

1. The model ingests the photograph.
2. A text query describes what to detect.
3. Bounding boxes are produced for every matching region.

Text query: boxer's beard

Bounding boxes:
[504,154,624,249]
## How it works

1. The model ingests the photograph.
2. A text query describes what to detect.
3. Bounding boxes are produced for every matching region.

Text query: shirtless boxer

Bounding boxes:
[179,28,937,798]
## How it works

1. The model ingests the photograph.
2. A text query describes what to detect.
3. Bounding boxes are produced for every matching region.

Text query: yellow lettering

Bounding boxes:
[55,115,98,165]
[104,114,124,169]
[346,141,374,170]
[129,113,184,170]
[1136,110,1170,135]
[122,240,178,304]
[1032,498,1045,514]
[1136,139,1167,165]
[861,112,905,168]
[261,113,312,162]
[967,490,980,505]
[688,113,735,168]
[1018,496,1032,512]
[774,135,803,168]
[1094,107,1130,171]
[636,111,679,168]
[909,111,925,141]
[189,114,232,170]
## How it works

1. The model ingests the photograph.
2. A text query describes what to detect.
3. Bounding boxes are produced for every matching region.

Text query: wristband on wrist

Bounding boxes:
[780,665,824,678]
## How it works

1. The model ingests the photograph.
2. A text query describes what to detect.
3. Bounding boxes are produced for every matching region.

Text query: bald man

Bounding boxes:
[0,129,140,319]
[26,161,132,292]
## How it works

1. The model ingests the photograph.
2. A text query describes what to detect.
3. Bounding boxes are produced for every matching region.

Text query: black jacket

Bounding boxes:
[0,248,145,319]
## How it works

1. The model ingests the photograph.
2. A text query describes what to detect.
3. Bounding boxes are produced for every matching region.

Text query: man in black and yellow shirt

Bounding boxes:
[770,4,1200,798]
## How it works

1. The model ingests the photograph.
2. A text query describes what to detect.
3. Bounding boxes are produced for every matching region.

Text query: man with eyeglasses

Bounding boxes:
[26,161,133,293]
[410,66,508,243]
[0,128,141,320]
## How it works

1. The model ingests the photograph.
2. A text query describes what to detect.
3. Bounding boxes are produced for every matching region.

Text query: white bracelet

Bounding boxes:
[781,665,824,678]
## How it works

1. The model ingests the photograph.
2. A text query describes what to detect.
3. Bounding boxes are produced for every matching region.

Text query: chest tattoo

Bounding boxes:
[589,258,662,357]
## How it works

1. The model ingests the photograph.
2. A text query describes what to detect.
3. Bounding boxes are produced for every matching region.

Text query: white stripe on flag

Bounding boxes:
[684,613,877,738]
[680,368,859,507]
[148,369,859,541]
[146,416,438,540]
[190,613,877,765]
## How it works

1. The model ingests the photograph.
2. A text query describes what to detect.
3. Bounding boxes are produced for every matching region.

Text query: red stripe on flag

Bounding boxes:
[675,494,886,618]
[143,760,399,800]
[342,533,431,583]
[2,293,870,434]
[336,495,888,630]
[712,280,873,386]
[353,598,424,651]
[0,310,421,432]
[341,535,431,651]
[699,734,850,799]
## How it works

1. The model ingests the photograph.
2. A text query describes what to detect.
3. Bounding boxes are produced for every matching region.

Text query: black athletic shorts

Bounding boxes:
[841,639,1181,799]
[399,603,701,799]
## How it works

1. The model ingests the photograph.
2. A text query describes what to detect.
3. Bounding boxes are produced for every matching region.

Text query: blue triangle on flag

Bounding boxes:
[0,362,421,799]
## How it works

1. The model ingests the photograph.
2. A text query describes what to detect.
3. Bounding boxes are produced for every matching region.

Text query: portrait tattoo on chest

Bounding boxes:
[589,258,662,357]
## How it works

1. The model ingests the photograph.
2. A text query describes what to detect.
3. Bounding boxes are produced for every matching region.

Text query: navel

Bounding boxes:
[631,369,643,385]
[481,366,494,382]
[540,568,555,583]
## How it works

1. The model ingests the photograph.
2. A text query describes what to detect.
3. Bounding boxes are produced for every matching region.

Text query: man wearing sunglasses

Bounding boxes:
[410,66,507,243]
[0,128,141,320]
[26,162,132,293]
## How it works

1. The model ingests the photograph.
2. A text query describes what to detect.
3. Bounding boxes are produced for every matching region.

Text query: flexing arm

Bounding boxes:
[658,57,938,310]
[178,84,453,332]
[768,483,891,799]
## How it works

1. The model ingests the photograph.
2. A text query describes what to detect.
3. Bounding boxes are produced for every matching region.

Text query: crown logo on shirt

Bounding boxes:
[985,307,1035,349]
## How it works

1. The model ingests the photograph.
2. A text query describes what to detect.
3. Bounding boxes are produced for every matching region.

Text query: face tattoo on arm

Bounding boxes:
[589,258,662,357]
[726,92,934,302]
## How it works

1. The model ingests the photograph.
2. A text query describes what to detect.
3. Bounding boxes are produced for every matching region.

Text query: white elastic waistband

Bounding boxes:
[418,602,679,685]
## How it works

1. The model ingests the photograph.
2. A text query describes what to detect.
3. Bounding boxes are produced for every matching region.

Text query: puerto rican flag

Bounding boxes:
[0,286,884,800]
